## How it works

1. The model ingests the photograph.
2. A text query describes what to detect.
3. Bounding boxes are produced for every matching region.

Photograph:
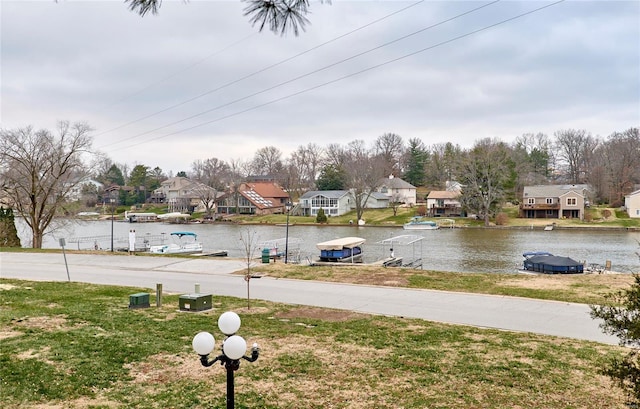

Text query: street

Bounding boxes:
[0,251,619,345]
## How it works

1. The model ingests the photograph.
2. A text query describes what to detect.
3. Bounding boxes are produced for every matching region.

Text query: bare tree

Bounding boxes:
[342,140,387,221]
[226,158,250,215]
[455,139,512,226]
[191,158,229,218]
[554,129,599,184]
[239,228,261,309]
[0,121,93,248]
[286,143,324,198]
[593,128,640,205]
[250,146,284,178]
[374,132,404,176]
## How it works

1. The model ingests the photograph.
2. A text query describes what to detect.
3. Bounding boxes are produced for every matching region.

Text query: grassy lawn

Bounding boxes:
[252,263,636,305]
[226,204,640,229]
[0,279,629,409]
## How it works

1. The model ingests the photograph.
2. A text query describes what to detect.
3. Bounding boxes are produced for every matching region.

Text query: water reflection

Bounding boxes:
[15,218,640,274]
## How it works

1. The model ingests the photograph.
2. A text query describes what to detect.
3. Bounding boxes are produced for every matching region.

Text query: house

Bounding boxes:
[299,190,391,217]
[153,177,194,208]
[216,181,289,215]
[299,190,353,217]
[425,191,463,217]
[520,184,589,220]
[376,175,417,205]
[67,178,104,201]
[625,189,640,218]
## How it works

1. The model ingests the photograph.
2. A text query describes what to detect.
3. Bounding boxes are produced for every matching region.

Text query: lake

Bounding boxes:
[14,219,640,274]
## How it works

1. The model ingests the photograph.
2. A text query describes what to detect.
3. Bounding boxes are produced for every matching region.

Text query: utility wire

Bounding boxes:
[98,33,257,112]
[108,0,565,153]
[100,0,499,150]
[95,0,426,145]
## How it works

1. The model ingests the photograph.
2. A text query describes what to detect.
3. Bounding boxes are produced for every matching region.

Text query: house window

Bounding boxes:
[566,197,577,206]
[381,187,388,193]
[546,198,553,204]
[527,198,535,205]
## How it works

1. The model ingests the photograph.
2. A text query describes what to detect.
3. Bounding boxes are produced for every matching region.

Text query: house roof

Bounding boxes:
[300,190,350,199]
[626,189,640,198]
[243,182,288,199]
[378,176,416,189]
[427,191,459,199]
[523,184,587,198]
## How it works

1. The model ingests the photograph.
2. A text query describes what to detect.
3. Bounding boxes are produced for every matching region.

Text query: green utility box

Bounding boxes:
[129,292,150,309]
[179,293,212,312]
[262,248,270,263]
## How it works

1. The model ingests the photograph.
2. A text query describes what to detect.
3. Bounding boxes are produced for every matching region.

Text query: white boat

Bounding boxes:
[403,216,439,230]
[316,237,365,263]
[148,232,203,254]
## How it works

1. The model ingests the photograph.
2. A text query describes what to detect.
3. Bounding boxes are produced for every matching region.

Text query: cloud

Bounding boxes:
[1,0,638,173]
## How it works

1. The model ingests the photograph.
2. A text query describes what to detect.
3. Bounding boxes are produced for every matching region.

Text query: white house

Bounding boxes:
[299,190,353,216]
[376,175,417,205]
[625,189,640,218]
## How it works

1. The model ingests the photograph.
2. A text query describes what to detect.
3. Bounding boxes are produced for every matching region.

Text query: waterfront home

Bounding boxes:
[376,175,417,205]
[216,181,288,215]
[625,189,640,218]
[519,184,589,220]
[299,190,353,217]
[426,191,463,217]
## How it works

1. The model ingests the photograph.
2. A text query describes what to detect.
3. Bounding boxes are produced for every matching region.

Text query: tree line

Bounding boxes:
[1,121,638,246]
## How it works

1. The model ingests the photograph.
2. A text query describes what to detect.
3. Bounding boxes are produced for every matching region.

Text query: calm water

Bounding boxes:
[15,219,640,274]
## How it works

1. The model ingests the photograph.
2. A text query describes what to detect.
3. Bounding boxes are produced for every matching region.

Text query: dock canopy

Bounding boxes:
[316,237,365,250]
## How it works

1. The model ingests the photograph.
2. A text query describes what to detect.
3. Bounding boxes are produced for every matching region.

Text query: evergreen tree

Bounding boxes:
[316,164,347,190]
[315,208,327,223]
[0,208,21,247]
[403,138,428,187]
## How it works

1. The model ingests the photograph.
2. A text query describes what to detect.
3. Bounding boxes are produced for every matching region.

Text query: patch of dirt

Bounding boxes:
[275,306,368,322]
[0,283,18,290]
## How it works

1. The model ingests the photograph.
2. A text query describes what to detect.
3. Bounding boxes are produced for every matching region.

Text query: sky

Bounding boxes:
[1,0,639,175]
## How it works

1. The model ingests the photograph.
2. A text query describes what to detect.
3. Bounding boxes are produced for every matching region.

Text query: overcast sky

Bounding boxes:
[1,0,638,174]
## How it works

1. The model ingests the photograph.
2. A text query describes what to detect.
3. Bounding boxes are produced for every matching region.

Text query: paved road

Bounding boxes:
[0,252,619,345]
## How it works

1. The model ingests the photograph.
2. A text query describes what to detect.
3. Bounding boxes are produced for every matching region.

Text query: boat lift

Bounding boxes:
[259,237,304,263]
[376,234,424,269]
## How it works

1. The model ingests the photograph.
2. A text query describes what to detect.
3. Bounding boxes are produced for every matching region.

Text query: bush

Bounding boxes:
[495,212,509,226]
[416,205,427,216]
[602,209,612,219]
[316,208,327,223]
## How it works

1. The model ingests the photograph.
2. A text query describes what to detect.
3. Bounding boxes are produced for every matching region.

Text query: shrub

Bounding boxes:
[316,208,327,223]
[602,209,612,219]
[495,212,509,226]
[416,205,427,216]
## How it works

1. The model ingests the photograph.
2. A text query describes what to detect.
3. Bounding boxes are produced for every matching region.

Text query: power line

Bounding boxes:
[100,0,500,150]
[109,0,566,153]
[97,33,257,113]
[95,0,426,147]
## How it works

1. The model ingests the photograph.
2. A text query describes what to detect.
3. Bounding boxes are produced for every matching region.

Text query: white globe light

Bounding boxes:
[192,331,215,356]
[223,335,247,360]
[218,311,241,335]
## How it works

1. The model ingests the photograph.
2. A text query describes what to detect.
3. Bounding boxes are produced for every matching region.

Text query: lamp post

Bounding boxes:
[110,196,116,252]
[284,201,292,264]
[192,312,259,409]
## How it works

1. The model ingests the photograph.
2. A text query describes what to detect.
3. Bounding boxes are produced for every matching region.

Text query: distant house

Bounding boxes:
[625,189,640,218]
[425,191,463,217]
[520,184,589,220]
[299,190,353,217]
[153,177,194,209]
[376,175,417,205]
[299,190,390,217]
[67,178,104,201]
[216,181,289,215]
